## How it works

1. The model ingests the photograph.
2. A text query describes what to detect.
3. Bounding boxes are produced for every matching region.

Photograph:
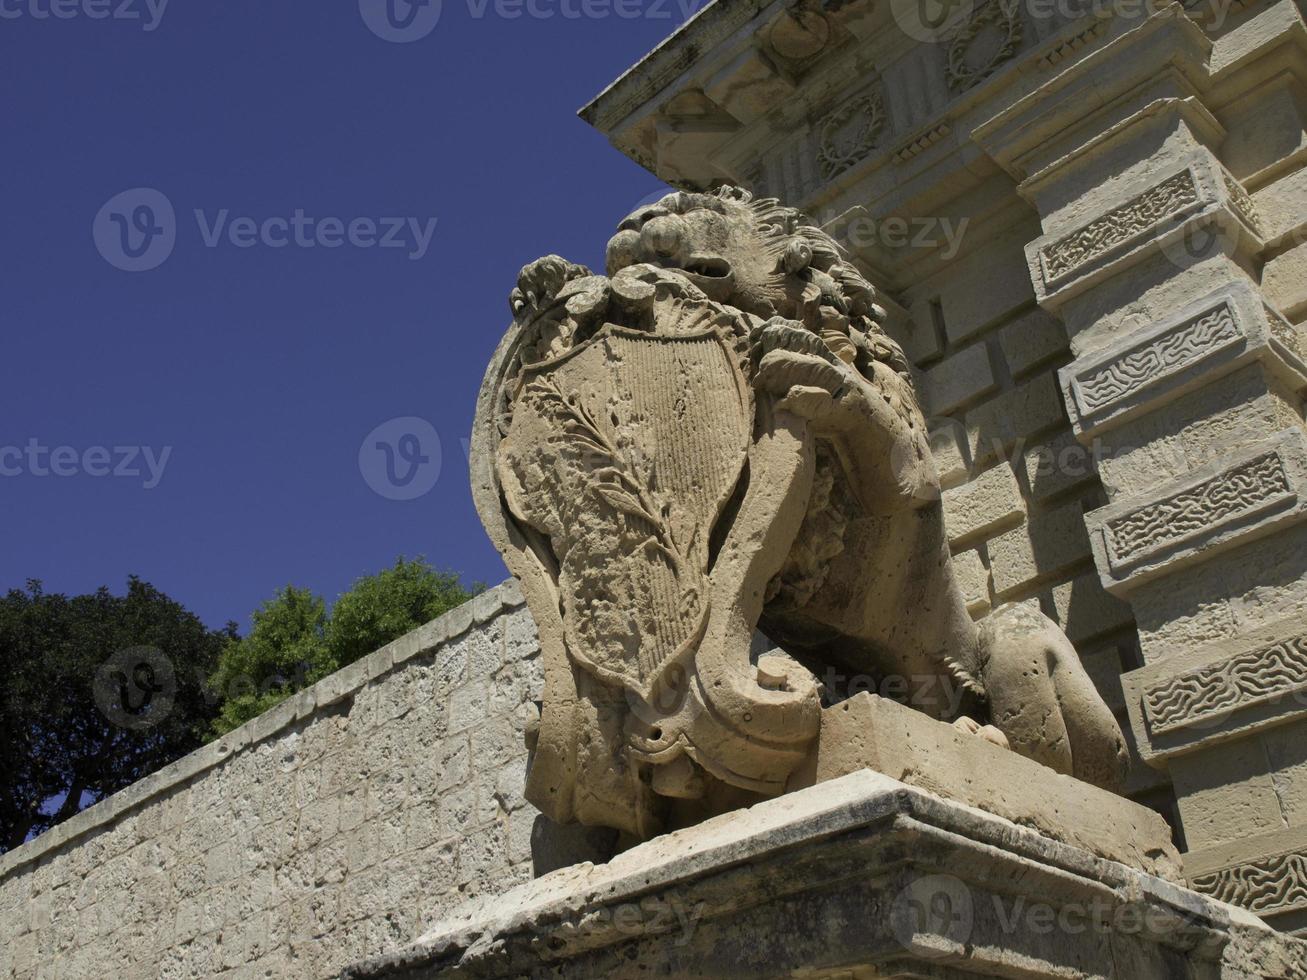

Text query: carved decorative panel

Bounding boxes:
[1143,636,1307,734]
[946,0,1023,92]
[816,91,886,181]
[1039,170,1201,285]
[1072,303,1241,419]
[1223,170,1261,231]
[1103,451,1294,568]
[1191,851,1307,916]
[1266,304,1301,357]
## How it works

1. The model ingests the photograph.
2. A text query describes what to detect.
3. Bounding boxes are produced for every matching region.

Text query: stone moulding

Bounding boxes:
[342,770,1304,980]
[1143,635,1307,736]
[1190,849,1307,918]
[1085,428,1307,595]
[1038,168,1202,287]
[0,580,525,883]
[1105,452,1291,567]
[890,123,951,164]
[1028,153,1266,308]
[1059,283,1307,438]
[1073,300,1240,418]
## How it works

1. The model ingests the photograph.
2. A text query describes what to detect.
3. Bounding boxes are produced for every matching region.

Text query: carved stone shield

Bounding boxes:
[497,324,752,699]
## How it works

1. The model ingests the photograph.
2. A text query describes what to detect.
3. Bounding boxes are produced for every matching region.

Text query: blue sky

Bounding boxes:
[1,0,685,629]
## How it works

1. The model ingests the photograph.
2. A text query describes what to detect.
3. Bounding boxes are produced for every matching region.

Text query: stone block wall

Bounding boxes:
[0,582,543,980]
[884,244,1170,821]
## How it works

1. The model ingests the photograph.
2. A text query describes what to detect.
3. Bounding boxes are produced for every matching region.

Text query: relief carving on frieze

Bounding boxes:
[1191,851,1307,916]
[1104,452,1293,569]
[1072,302,1242,419]
[945,0,1024,92]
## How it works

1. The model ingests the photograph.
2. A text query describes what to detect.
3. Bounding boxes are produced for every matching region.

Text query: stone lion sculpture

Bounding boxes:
[471,186,1128,843]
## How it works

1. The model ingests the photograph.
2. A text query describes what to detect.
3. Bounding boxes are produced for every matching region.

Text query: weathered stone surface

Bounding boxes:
[942,461,1025,547]
[0,584,542,980]
[921,342,997,415]
[342,771,1301,980]
[472,186,1128,846]
[789,694,1179,879]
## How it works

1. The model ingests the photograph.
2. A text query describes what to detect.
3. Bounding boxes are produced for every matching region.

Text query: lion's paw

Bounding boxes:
[509,254,592,319]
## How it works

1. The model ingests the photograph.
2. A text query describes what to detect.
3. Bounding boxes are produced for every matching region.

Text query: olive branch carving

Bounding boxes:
[528,376,690,575]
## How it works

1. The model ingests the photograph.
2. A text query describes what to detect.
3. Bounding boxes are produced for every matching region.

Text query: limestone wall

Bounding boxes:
[884,225,1174,818]
[0,582,542,980]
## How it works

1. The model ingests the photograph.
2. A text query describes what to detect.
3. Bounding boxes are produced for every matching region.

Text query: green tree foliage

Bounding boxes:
[208,557,476,737]
[0,578,235,853]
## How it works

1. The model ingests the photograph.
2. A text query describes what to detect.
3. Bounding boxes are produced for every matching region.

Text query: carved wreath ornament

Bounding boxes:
[945,0,1023,92]
[817,91,886,180]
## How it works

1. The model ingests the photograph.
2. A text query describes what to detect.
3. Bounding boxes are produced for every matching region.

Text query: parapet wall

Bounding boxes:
[0,581,543,980]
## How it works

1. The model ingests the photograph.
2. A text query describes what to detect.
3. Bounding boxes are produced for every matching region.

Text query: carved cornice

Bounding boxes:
[891,123,951,164]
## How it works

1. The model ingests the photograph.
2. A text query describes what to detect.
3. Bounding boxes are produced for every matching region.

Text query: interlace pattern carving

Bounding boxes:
[1105,452,1291,564]
[946,0,1023,92]
[817,92,886,180]
[1040,171,1200,283]
[1191,851,1307,915]
[1076,303,1239,416]
[1144,635,1307,734]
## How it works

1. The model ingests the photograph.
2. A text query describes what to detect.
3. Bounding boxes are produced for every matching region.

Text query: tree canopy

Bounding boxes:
[206,557,476,737]
[1,557,478,854]
[0,577,234,853]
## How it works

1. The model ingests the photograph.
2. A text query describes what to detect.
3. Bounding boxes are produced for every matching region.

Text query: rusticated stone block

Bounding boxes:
[987,499,1093,598]
[967,373,1066,465]
[942,462,1025,546]
[998,307,1069,379]
[921,343,997,415]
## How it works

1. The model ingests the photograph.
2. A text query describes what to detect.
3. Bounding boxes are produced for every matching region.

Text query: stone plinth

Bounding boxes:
[342,770,1304,980]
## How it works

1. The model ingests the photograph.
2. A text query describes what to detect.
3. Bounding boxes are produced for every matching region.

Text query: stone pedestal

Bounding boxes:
[342,769,1304,979]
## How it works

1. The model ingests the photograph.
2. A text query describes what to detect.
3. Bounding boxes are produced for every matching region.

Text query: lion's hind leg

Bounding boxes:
[978,603,1129,793]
